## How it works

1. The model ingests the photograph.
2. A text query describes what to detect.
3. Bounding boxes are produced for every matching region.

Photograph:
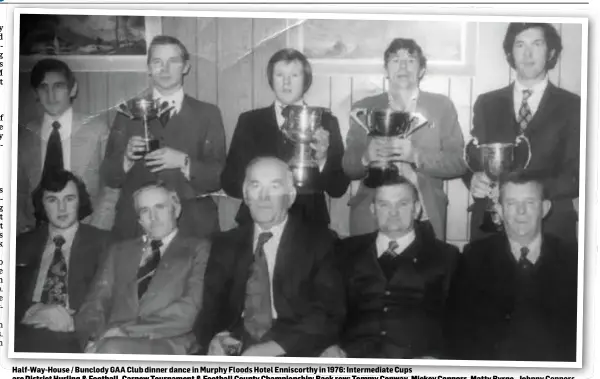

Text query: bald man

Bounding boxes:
[195,156,344,357]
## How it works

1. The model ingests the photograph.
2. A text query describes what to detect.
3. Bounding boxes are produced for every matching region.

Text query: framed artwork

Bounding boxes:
[287,18,477,76]
[17,12,162,72]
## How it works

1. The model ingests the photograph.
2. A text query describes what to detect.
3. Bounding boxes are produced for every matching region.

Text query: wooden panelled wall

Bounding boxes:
[18,18,583,249]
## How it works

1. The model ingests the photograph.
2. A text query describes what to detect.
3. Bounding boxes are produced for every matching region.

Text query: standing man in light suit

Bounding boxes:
[343,38,467,240]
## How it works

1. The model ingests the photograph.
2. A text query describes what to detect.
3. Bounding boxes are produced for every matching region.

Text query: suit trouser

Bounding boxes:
[15,324,81,353]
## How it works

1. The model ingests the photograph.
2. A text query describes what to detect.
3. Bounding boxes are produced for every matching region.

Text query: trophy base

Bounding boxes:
[135,138,160,157]
[480,210,504,234]
[290,165,320,191]
[363,165,400,189]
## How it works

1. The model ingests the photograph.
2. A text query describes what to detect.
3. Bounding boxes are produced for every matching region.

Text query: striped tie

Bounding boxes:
[517,89,533,131]
[137,239,162,299]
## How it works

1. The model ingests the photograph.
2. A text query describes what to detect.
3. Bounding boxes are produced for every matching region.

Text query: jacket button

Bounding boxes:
[380,330,387,336]
[505,314,511,320]
[385,290,391,296]
[383,306,389,312]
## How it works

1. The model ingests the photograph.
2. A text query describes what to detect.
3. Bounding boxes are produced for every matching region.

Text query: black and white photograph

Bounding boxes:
[9,8,587,367]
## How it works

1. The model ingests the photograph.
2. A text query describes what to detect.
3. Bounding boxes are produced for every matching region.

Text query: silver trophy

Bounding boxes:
[350,107,429,188]
[281,105,328,189]
[116,96,173,156]
[464,135,532,232]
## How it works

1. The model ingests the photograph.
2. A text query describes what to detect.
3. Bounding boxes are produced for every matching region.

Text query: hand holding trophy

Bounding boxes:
[464,134,532,232]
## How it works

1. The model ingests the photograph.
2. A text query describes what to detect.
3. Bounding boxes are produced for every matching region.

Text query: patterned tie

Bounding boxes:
[42,121,64,177]
[40,235,68,306]
[517,89,533,131]
[159,101,171,127]
[379,240,399,280]
[243,231,274,342]
[278,104,288,128]
[137,239,163,299]
[518,246,534,270]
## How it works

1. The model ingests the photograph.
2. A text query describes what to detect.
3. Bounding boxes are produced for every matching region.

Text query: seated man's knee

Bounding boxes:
[95,337,128,354]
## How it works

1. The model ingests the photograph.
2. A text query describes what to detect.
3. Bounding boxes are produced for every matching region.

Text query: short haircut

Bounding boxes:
[374,174,420,203]
[243,156,295,190]
[503,23,562,71]
[31,170,92,223]
[498,170,548,202]
[266,48,313,95]
[30,58,76,90]
[383,38,427,75]
[147,35,190,63]
[133,180,181,213]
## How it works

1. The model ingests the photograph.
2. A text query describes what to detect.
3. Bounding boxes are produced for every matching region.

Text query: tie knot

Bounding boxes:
[53,235,65,248]
[387,240,399,254]
[52,121,61,130]
[150,239,163,250]
[522,89,532,100]
[257,232,273,248]
[520,246,530,259]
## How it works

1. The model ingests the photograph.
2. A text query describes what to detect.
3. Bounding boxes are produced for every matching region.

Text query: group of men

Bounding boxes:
[13,21,580,362]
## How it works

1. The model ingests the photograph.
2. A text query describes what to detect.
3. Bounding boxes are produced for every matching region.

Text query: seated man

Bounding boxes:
[322,175,459,359]
[15,170,111,353]
[74,182,210,354]
[196,157,344,357]
[446,170,578,362]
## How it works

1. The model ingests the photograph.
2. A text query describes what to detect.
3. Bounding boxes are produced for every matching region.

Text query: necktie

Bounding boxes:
[243,231,274,342]
[379,240,399,280]
[159,101,171,127]
[277,104,287,128]
[517,89,533,131]
[42,121,64,177]
[137,239,163,299]
[518,246,534,270]
[40,235,68,306]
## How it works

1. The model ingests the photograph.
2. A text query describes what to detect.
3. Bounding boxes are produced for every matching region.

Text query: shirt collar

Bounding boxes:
[153,87,185,113]
[514,75,549,96]
[376,229,416,257]
[388,88,420,111]
[48,221,79,246]
[42,107,73,139]
[144,228,179,257]
[509,233,543,264]
[253,216,289,248]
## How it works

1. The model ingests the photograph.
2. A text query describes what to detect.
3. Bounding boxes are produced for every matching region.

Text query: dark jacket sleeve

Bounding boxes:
[221,113,254,199]
[100,113,130,189]
[319,113,351,198]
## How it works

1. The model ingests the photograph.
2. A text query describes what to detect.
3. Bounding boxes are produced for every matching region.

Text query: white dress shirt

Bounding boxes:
[375,229,416,258]
[513,75,549,121]
[252,217,289,319]
[139,228,179,266]
[153,87,184,116]
[509,233,542,264]
[40,107,74,170]
[32,222,80,309]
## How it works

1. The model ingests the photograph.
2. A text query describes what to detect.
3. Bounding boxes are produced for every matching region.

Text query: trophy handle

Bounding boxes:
[515,134,532,169]
[463,136,480,173]
[350,108,370,134]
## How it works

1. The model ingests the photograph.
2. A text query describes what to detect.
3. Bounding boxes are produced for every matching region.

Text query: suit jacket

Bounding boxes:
[17,112,111,232]
[343,92,467,240]
[74,232,209,354]
[101,93,226,241]
[445,233,578,361]
[14,224,111,324]
[220,104,350,226]
[195,215,345,356]
[466,83,580,245]
[336,222,459,358]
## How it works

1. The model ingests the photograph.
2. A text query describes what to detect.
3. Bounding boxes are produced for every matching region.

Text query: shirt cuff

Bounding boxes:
[318,158,327,172]
[180,155,191,180]
[123,156,134,173]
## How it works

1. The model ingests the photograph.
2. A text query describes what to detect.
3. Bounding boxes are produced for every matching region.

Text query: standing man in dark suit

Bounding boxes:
[446,171,578,362]
[101,35,226,241]
[322,175,459,359]
[467,23,580,246]
[14,170,111,353]
[221,48,349,227]
[75,182,209,355]
[17,58,114,233]
[197,157,344,357]
[343,38,467,240]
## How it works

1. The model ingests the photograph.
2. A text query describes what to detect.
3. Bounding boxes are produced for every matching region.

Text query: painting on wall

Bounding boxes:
[17,12,162,72]
[288,18,476,75]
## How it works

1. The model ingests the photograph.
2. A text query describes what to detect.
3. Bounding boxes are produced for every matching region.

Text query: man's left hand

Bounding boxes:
[388,137,416,163]
[241,341,285,356]
[145,147,187,173]
[311,128,330,164]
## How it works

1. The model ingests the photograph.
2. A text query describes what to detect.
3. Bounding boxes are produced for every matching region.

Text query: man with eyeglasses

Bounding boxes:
[101,35,226,242]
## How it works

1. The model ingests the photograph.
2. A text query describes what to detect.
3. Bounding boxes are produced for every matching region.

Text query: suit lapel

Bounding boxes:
[26,120,43,187]
[230,224,254,321]
[70,113,91,178]
[524,83,559,137]
[23,226,50,303]
[67,225,87,309]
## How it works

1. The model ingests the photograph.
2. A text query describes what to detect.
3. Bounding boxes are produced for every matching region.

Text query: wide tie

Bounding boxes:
[518,246,534,270]
[159,101,171,127]
[243,231,274,342]
[137,239,163,299]
[379,240,399,280]
[40,235,68,306]
[517,89,533,131]
[42,121,64,178]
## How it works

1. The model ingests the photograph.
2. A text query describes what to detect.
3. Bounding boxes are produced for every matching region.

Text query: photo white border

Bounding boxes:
[6,5,592,374]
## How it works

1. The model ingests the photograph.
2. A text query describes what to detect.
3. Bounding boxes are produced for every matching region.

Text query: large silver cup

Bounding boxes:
[116,96,173,155]
[281,105,327,189]
[464,135,532,232]
[350,107,429,188]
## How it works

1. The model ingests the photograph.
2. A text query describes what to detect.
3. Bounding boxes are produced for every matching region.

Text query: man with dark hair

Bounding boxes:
[197,157,344,357]
[343,38,467,240]
[101,35,226,241]
[18,58,112,233]
[14,170,111,353]
[75,181,209,355]
[322,174,459,359]
[221,48,349,227]
[446,170,578,361]
[467,23,580,246]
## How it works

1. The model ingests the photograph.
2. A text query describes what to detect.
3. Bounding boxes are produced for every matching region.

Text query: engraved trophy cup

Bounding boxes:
[464,135,532,232]
[350,107,429,188]
[116,96,173,156]
[281,105,328,190]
